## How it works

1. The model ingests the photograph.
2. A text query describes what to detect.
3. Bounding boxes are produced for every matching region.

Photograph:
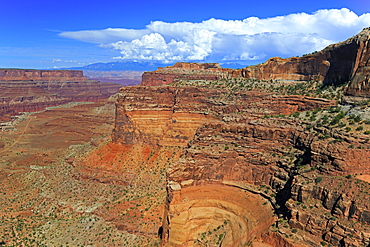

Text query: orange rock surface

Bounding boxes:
[165,185,275,246]
[114,84,370,246]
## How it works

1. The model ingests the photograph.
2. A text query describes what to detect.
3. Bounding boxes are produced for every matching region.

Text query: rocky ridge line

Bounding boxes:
[141,28,370,102]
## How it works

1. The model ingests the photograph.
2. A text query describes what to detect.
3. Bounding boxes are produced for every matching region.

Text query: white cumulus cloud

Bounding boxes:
[59,8,370,63]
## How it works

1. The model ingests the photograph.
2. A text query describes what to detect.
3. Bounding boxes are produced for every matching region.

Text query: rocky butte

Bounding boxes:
[141,62,240,86]
[114,28,370,246]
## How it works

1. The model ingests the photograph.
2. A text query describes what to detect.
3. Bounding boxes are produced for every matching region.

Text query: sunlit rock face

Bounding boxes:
[165,185,275,247]
[113,85,347,246]
[109,28,370,247]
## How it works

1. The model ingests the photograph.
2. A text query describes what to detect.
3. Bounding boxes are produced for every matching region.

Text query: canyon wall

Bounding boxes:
[112,28,370,246]
[344,29,370,100]
[241,34,360,84]
[112,85,370,246]
[243,28,370,102]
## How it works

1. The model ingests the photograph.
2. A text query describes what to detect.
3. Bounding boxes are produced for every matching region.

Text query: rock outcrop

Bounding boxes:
[110,28,370,246]
[141,28,370,101]
[344,29,370,100]
[141,62,240,86]
[243,28,370,101]
[3,29,370,247]
[113,84,370,246]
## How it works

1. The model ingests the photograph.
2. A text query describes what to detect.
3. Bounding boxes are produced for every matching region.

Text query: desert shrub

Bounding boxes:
[330,111,345,125]
[354,115,362,122]
[337,122,346,128]
[313,107,322,114]
[328,106,341,113]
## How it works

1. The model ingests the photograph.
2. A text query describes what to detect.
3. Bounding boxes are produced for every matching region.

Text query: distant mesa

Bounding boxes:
[0,69,121,123]
[141,62,240,86]
[0,69,86,82]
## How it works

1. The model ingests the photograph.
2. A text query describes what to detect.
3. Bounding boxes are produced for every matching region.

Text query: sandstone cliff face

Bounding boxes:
[345,29,370,100]
[111,84,370,246]
[242,35,360,84]
[243,28,370,102]
[115,30,370,245]
[243,28,370,100]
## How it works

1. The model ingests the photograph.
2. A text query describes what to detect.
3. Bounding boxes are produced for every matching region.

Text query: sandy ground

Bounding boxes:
[356,174,370,183]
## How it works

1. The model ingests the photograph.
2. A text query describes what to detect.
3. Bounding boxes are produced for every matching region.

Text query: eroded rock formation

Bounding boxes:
[110,28,370,246]
[112,84,370,246]
[243,28,370,102]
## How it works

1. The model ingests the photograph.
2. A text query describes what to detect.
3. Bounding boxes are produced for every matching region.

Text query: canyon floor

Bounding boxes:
[0,98,165,246]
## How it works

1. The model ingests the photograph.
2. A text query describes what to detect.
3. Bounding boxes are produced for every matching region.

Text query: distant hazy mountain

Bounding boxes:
[219,62,248,69]
[64,61,247,71]
[66,61,174,71]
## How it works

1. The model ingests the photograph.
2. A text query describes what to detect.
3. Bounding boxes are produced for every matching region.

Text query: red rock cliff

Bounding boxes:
[114,85,367,246]
[343,29,370,100]
[242,28,370,100]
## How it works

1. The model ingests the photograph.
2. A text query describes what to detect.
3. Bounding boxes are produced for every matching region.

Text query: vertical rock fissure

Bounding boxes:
[275,176,294,219]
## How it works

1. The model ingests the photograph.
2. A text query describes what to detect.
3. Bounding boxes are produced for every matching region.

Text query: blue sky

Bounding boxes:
[1,0,370,69]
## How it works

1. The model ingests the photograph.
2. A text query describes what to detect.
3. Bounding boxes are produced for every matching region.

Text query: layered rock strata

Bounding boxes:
[112,85,370,246]
[120,29,370,245]
[243,28,370,101]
